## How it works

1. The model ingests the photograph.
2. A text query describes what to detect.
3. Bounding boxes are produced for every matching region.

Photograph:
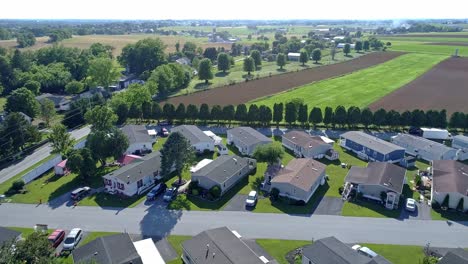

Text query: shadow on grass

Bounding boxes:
[194,82,211,90]
[215,72,230,77]
[269,182,330,215]
[276,68,287,73]
[344,54,354,58]
[345,199,401,219]
[432,208,468,222]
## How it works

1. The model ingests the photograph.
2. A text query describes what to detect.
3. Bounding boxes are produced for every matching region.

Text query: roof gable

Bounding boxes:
[345,162,406,194]
[341,131,404,154]
[193,155,252,184]
[228,127,272,147]
[272,158,326,192]
[302,237,372,264]
[106,151,161,183]
[121,125,152,145]
[172,125,213,145]
[439,248,468,264]
[283,131,329,149]
[0,227,21,245]
[432,160,468,195]
[392,134,456,157]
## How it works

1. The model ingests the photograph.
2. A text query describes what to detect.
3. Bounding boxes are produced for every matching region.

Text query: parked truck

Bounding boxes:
[420,128,452,140]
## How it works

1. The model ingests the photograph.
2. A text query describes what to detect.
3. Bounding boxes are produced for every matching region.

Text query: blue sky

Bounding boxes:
[2,0,467,20]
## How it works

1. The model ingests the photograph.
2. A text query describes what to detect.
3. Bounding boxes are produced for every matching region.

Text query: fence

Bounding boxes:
[22,155,62,184]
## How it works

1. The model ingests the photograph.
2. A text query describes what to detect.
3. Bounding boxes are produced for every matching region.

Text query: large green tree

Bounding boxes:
[343,44,351,56]
[253,142,285,165]
[198,58,213,84]
[16,32,36,48]
[86,128,129,166]
[243,57,255,76]
[299,49,309,65]
[250,50,262,69]
[87,57,120,91]
[355,41,363,52]
[5,87,39,118]
[39,98,56,127]
[312,48,322,63]
[309,107,323,129]
[284,102,297,126]
[65,80,85,95]
[67,148,96,180]
[273,103,284,127]
[1,231,58,264]
[84,105,118,132]
[48,124,74,156]
[363,40,370,51]
[118,38,167,76]
[217,52,230,73]
[235,104,248,123]
[0,112,40,155]
[160,132,195,184]
[276,53,286,70]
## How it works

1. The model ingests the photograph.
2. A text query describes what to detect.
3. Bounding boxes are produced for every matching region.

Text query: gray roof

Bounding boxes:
[106,151,161,184]
[341,131,404,154]
[72,233,142,264]
[302,237,391,264]
[272,158,326,192]
[193,155,253,185]
[439,248,468,264]
[345,162,406,194]
[35,93,69,106]
[282,130,329,149]
[228,127,272,147]
[0,227,21,245]
[392,134,455,158]
[432,160,468,196]
[121,125,152,145]
[182,227,265,264]
[453,135,468,148]
[172,125,213,145]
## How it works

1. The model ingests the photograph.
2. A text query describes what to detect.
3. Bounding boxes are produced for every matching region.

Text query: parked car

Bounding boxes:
[216,144,229,155]
[146,183,167,200]
[48,229,65,248]
[163,187,178,202]
[158,120,172,126]
[405,198,416,212]
[62,228,83,251]
[245,191,258,207]
[71,187,91,200]
[352,245,378,258]
[160,128,169,137]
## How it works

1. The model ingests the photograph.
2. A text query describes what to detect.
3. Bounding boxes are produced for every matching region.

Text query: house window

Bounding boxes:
[118,183,125,190]
[137,180,143,188]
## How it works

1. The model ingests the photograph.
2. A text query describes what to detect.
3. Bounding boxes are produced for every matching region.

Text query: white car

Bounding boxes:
[62,228,83,251]
[352,244,378,258]
[245,191,258,207]
[405,198,416,212]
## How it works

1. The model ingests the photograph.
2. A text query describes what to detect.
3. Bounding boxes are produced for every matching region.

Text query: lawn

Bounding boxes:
[361,243,425,264]
[249,53,447,109]
[0,97,6,111]
[385,41,468,56]
[341,199,402,218]
[166,235,192,264]
[256,239,312,264]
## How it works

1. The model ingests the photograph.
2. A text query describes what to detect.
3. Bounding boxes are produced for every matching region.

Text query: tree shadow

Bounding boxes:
[344,54,354,58]
[139,200,183,238]
[432,208,468,222]
[194,82,211,90]
[276,69,287,73]
[215,72,229,77]
[346,198,402,219]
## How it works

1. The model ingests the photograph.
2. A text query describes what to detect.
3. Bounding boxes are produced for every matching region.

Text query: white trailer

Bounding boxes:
[421,128,452,140]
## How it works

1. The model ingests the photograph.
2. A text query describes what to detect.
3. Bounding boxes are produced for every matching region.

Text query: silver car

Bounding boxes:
[62,228,83,251]
[245,191,258,207]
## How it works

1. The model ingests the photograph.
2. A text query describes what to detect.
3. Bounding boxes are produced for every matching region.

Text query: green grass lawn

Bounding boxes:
[250,53,447,109]
[383,36,468,43]
[0,97,6,111]
[385,41,468,56]
[361,243,425,264]
[166,235,192,264]
[256,239,311,264]
[341,199,402,218]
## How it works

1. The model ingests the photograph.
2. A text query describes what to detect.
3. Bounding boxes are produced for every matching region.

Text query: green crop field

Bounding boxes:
[384,41,468,56]
[384,36,468,43]
[250,53,447,109]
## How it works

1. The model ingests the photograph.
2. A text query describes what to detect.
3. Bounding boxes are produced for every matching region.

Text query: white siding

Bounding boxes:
[193,141,215,153]
[433,191,468,212]
[126,142,153,154]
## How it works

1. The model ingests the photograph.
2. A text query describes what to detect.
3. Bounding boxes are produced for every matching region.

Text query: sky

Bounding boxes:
[2,0,468,20]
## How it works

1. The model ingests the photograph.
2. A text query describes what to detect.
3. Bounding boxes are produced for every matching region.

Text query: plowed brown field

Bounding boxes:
[369,57,468,115]
[166,52,404,106]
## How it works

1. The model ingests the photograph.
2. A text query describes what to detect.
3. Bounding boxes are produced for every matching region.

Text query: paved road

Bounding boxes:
[0,126,90,184]
[1,203,467,247]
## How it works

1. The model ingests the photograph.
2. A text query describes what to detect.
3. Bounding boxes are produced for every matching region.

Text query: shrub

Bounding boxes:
[456,198,464,212]
[12,180,25,191]
[424,193,431,200]
[209,185,221,199]
[270,187,280,201]
[192,188,199,196]
[441,194,450,209]
[415,174,422,187]
[338,186,344,195]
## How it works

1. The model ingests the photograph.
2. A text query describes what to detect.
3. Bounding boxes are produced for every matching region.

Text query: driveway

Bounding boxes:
[222,194,252,212]
[399,202,432,220]
[311,196,344,215]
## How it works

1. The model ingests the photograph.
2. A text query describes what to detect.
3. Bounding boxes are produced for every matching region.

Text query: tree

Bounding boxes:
[299,49,309,65]
[151,102,162,122]
[361,108,373,129]
[160,132,195,184]
[5,87,39,118]
[363,40,370,51]
[235,104,248,123]
[67,148,96,180]
[421,256,439,264]
[411,109,426,127]
[330,46,337,60]
[297,104,308,127]
[48,124,74,156]
[309,107,323,129]
[115,101,129,125]
[87,57,120,91]
[0,112,40,154]
[2,231,58,264]
[175,41,180,52]
[186,104,199,123]
[191,57,200,70]
[24,80,40,95]
[284,102,297,126]
[175,103,186,122]
[210,105,223,124]
[333,106,347,128]
[118,38,167,76]
[222,105,235,125]
[355,41,363,52]
[39,98,56,127]
[386,110,400,129]
[400,111,412,128]
[312,48,322,63]
[343,43,351,56]
[323,107,333,128]
[449,112,465,129]
[65,80,85,94]
[142,101,152,121]
[276,53,286,70]
[62,98,90,129]
[203,47,218,61]
[250,50,262,69]
[253,142,285,165]
[258,105,272,126]
[273,103,284,127]
[86,128,129,166]
[198,103,210,123]
[162,103,176,122]
[128,103,142,121]
[16,32,36,48]
[373,108,387,128]
[347,106,361,128]
[247,104,259,124]
[243,57,255,76]
[84,106,117,132]
[198,58,213,84]
[217,52,230,73]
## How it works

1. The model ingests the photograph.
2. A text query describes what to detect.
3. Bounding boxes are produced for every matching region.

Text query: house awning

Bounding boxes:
[147,129,157,136]
[133,238,165,264]
[56,159,67,168]
[190,159,213,173]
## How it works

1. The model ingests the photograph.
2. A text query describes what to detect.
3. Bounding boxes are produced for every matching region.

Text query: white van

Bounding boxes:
[216,144,229,155]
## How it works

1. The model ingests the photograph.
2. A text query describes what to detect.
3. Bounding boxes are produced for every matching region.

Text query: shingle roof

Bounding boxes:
[106,151,161,184]
[72,233,142,264]
[35,93,69,106]
[182,227,265,264]
[193,155,253,185]
[271,158,326,192]
[438,248,468,264]
[453,135,468,147]
[121,125,152,145]
[345,162,406,194]
[0,227,21,245]
[172,125,213,145]
[283,130,329,149]
[228,127,272,147]
[392,134,455,158]
[432,160,468,196]
[341,131,404,154]
[302,237,374,264]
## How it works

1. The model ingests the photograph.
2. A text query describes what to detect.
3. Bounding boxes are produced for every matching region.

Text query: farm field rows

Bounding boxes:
[166,51,403,106]
[250,53,447,109]
[384,40,468,56]
[370,56,468,115]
